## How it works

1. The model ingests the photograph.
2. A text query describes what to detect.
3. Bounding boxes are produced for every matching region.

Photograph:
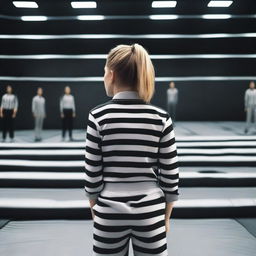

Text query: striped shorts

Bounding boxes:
[92,181,168,256]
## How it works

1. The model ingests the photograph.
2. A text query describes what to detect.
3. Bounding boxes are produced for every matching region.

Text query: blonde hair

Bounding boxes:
[106,43,155,103]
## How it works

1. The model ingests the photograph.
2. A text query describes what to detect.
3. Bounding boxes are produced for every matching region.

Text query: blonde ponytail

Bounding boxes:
[106,43,155,103]
[133,43,155,103]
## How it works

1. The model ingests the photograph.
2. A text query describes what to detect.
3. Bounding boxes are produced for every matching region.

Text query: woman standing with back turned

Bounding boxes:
[84,43,180,256]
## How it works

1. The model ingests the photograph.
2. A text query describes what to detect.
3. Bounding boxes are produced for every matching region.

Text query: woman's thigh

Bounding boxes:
[92,184,167,256]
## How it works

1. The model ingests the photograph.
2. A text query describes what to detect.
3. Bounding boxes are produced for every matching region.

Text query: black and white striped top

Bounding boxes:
[1,93,18,110]
[84,90,180,203]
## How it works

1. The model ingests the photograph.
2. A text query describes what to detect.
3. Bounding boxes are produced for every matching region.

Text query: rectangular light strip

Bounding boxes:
[12,1,38,8]
[208,1,233,7]
[77,15,104,20]
[149,14,178,20]
[1,54,256,59]
[202,14,232,19]
[0,76,256,82]
[152,1,177,8]
[1,14,255,21]
[71,1,97,8]
[21,16,47,21]
[0,33,256,39]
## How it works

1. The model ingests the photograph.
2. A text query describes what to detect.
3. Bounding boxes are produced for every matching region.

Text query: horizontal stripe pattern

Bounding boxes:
[92,181,167,255]
[84,99,180,202]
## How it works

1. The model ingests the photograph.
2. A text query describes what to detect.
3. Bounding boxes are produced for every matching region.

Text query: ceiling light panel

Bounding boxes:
[71,1,97,8]
[152,1,177,8]
[208,1,233,7]
[13,1,38,8]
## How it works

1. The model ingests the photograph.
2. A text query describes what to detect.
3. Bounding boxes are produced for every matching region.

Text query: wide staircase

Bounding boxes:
[0,135,255,220]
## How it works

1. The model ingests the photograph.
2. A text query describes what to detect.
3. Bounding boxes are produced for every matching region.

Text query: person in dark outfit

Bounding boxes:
[60,86,76,141]
[0,85,18,142]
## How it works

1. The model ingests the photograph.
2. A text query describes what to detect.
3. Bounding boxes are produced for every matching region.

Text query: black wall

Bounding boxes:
[0,0,255,129]
[0,80,249,129]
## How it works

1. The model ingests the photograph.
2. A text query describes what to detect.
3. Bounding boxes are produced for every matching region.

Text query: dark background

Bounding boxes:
[0,0,255,129]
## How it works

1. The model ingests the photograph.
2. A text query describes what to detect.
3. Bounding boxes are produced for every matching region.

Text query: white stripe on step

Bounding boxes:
[0,148,255,155]
[0,171,256,180]
[0,198,255,208]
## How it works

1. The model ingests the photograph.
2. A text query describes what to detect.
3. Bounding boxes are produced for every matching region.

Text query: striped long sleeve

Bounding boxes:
[84,111,104,200]
[158,115,180,203]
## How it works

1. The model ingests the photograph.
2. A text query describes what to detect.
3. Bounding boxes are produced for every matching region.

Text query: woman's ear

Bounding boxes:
[110,69,115,83]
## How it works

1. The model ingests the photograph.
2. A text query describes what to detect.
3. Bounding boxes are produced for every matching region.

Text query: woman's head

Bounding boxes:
[6,85,12,94]
[37,87,43,95]
[249,81,255,89]
[169,82,175,88]
[104,43,155,103]
[64,86,71,94]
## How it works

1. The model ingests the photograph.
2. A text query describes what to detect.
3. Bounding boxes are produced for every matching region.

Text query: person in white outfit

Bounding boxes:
[244,81,256,134]
[167,81,178,125]
[32,87,46,141]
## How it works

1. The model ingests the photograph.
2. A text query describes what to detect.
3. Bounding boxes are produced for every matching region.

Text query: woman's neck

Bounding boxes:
[113,86,136,95]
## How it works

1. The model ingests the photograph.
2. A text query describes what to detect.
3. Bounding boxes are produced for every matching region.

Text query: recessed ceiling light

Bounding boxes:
[202,14,232,19]
[21,16,47,21]
[71,1,97,8]
[152,1,177,8]
[77,15,104,20]
[208,1,233,7]
[13,1,38,8]
[149,15,178,20]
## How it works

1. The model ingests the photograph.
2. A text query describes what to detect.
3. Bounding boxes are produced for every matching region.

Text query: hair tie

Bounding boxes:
[131,44,135,54]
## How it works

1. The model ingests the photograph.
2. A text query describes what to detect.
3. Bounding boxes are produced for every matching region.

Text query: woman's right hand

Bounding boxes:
[165,201,175,233]
[165,218,170,233]
[89,199,97,220]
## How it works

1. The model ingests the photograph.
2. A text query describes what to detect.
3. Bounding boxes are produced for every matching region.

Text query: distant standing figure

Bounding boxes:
[60,86,76,141]
[167,81,178,124]
[0,85,18,142]
[244,81,256,134]
[32,87,46,142]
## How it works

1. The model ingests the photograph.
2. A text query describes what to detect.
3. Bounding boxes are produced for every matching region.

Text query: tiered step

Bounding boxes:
[0,187,255,219]
[0,136,255,219]
[0,167,256,188]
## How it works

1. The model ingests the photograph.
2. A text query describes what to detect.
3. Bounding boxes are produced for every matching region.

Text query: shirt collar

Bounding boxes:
[112,90,140,100]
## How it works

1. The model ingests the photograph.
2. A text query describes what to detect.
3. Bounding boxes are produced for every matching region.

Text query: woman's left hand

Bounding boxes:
[89,199,97,220]
[91,208,95,220]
